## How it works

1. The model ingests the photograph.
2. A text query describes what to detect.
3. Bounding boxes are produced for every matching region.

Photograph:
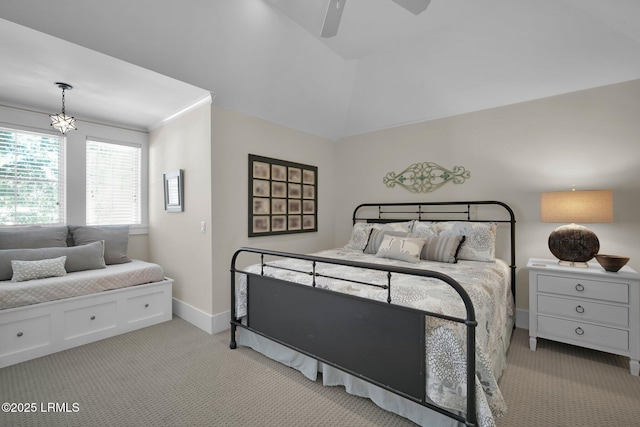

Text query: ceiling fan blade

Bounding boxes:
[391,0,431,15]
[321,0,347,38]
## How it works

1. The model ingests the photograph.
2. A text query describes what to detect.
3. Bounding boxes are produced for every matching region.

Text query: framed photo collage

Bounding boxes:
[248,154,318,237]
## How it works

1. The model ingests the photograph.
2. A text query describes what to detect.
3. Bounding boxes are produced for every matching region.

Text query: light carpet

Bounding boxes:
[496,327,640,427]
[1,317,639,426]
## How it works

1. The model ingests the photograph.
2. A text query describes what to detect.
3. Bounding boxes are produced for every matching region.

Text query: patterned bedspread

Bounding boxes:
[0,260,165,310]
[236,248,514,427]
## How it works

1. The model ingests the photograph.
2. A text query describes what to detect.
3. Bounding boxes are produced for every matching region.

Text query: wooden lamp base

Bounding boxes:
[548,223,600,267]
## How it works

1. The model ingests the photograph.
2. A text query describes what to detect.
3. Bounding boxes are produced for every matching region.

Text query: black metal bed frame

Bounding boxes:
[230,201,516,427]
[352,200,517,297]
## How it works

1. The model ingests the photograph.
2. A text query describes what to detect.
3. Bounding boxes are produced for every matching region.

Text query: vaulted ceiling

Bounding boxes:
[1,0,639,140]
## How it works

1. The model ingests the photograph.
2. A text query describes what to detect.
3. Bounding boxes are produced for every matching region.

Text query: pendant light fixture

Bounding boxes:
[49,82,77,134]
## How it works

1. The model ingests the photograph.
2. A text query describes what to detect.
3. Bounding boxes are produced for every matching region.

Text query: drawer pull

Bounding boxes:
[575,284,585,292]
[17,331,23,337]
[90,315,96,320]
[575,327,585,336]
[144,303,149,308]
[575,305,585,314]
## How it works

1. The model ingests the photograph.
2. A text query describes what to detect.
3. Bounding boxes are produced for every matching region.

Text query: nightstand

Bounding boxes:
[528,258,640,375]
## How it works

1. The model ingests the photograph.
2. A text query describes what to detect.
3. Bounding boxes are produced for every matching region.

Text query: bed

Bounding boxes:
[230,201,516,427]
[0,225,173,369]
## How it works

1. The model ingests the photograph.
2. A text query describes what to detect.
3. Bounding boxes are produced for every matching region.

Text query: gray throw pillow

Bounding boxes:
[418,235,465,263]
[69,225,131,265]
[0,241,106,281]
[0,226,69,249]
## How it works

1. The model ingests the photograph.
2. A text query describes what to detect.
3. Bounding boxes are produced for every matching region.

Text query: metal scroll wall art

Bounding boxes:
[383,162,471,193]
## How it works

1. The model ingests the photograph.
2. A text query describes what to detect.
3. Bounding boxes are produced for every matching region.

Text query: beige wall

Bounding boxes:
[149,104,213,314]
[210,106,337,314]
[148,104,336,318]
[148,79,640,321]
[335,79,640,312]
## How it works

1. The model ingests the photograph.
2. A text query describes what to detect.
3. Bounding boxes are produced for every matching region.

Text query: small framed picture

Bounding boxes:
[288,199,301,214]
[253,179,270,197]
[303,169,315,185]
[253,198,270,215]
[303,185,315,199]
[288,167,301,183]
[253,161,270,180]
[164,169,184,213]
[272,164,287,181]
[288,216,301,230]
[253,217,270,233]
[303,215,315,230]
[272,199,287,215]
[272,216,286,232]
[272,182,287,198]
[288,183,301,198]
[303,200,315,214]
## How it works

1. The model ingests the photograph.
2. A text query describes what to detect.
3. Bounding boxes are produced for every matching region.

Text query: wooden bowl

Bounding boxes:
[595,254,630,272]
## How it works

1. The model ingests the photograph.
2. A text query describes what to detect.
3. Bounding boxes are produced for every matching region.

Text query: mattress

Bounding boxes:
[0,259,165,310]
[236,248,514,427]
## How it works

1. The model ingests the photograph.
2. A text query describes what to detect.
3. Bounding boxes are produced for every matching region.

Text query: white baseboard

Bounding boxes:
[171,298,230,335]
[211,309,231,334]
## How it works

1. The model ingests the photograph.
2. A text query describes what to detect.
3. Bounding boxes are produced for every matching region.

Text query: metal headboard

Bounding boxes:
[352,200,517,299]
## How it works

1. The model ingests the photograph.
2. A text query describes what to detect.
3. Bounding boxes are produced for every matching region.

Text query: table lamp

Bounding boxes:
[541,188,613,267]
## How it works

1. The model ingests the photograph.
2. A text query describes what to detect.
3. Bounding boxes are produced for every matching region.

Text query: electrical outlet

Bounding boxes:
[200,221,206,234]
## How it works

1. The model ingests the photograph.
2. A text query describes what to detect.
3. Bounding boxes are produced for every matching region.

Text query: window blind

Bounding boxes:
[0,127,65,225]
[86,140,141,225]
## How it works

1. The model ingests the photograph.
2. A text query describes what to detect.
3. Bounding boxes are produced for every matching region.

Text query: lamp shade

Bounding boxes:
[541,190,613,224]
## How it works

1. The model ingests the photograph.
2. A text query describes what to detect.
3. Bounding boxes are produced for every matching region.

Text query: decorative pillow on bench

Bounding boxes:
[11,256,67,282]
[0,241,106,281]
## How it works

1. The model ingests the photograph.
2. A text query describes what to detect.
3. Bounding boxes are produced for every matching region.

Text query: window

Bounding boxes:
[0,127,65,225]
[86,139,141,226]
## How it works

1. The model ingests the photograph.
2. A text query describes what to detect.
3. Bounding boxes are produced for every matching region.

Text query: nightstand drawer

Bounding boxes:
[538,295,629,327]
[538,274,628,303]
[538,315,629,351]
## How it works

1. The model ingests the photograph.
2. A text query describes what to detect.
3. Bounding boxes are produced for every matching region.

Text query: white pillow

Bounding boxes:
[411,221,436,238]
[11,256,67,282]
[432,222,497,262]
[345,223,373,251]
[375,236,425,263]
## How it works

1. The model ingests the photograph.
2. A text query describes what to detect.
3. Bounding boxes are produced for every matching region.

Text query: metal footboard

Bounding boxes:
[230,248,479,426]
